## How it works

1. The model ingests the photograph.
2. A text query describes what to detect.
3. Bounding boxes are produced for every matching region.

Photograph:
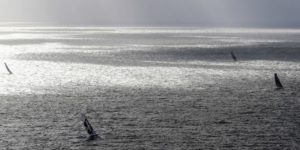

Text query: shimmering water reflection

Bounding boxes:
[0,27,300,149]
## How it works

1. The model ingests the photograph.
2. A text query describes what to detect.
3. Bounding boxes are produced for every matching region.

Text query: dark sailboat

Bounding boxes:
[4,62,13,74]
[81,114,99,141]
[230,51,237,61]
[274,73,283,89]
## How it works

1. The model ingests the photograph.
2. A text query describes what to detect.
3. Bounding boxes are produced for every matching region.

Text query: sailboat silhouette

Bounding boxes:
[230,51,237,61]
[81,114,99,141]
[4,62,13,74]
[274,73,283,89]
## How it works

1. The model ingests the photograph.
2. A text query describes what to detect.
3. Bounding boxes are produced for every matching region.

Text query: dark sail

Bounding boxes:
[4,62,13,74]
[231,51,237,61]
[81,114,98,140]
[274,73,283,89]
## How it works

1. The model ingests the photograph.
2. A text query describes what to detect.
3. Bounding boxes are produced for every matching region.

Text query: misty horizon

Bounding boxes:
[0,0,300,28]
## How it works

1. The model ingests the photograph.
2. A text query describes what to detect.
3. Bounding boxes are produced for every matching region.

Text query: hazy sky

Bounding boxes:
[0,0,300,27]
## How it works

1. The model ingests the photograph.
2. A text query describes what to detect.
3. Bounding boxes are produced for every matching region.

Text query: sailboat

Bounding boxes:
[4,62,13,74]
[230,51,237,61]
[81,114,99,140]
[274,73,284,89]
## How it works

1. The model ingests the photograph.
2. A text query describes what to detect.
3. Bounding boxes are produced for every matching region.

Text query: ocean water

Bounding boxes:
[0,26,300,149]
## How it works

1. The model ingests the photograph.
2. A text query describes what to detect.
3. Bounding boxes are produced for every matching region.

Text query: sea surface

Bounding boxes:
[0,26,300,149]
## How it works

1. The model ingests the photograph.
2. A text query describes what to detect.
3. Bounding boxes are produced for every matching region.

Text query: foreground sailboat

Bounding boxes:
[4,62,13,74]
[274,73,284,89]
[230,51,237,61]
[81,114,99,141]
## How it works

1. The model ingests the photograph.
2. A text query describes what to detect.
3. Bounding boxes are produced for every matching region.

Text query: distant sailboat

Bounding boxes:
[4,62,13,74]
[81,114,99,140]
[274,73,283,89]
[230,51,237,61]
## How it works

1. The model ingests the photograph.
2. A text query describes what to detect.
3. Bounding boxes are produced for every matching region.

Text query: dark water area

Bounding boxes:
[1,82,300,149]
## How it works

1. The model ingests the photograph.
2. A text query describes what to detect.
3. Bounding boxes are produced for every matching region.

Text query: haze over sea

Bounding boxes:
[0,24,300,149]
